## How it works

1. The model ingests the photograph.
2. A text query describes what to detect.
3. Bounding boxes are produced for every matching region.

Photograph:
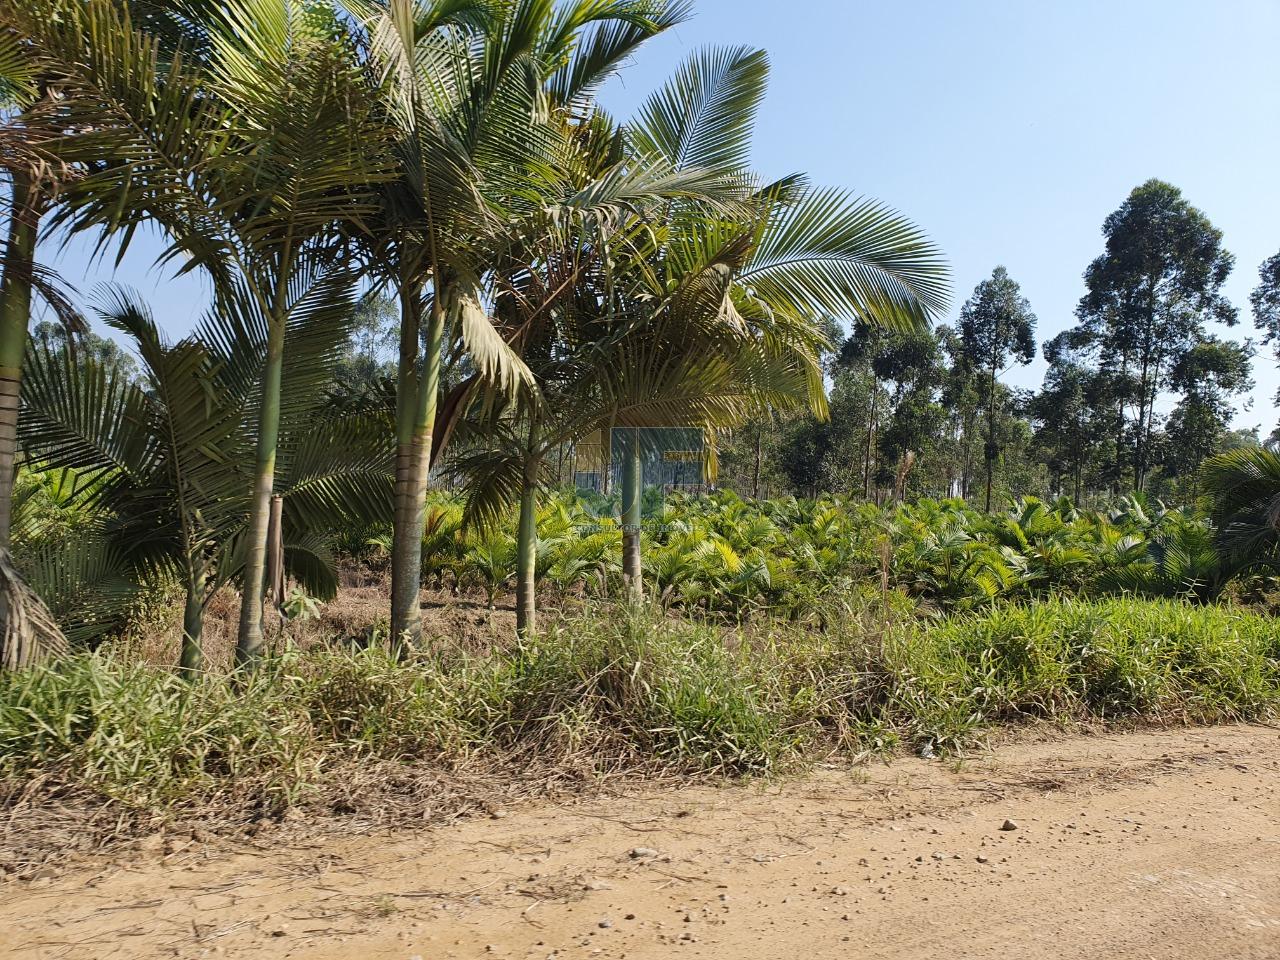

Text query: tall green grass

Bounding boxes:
[1,599,1276,815]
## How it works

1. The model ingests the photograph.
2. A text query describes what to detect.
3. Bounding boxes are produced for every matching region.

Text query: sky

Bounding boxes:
[43,0,1280,431]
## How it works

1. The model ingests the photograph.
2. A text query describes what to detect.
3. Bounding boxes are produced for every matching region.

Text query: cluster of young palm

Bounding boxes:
[446,43,951,635]
[397,487,1275,618]
[0,0,948,668]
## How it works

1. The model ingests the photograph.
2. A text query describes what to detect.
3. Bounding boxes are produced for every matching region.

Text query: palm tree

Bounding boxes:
[11,0,392,663]
[605,46,949,596]
[343,0,709,650]
[451,46,949,633]
[1203,446,1280,571]
[19,288,394,671]
[0,48,87,667]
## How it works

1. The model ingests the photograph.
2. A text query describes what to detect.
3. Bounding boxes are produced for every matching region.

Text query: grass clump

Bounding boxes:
[887,597,1280,748]
[0,598,1276,825]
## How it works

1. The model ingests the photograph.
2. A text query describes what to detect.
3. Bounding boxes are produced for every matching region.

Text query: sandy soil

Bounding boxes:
[4,724,1278,960]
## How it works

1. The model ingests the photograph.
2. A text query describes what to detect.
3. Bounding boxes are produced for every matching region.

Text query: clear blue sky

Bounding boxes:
[45,0,1280,431]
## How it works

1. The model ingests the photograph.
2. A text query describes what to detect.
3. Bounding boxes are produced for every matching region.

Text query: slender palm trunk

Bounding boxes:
[751,426,762,499]
[515,464,539,639]
[179,567,205,677]
[234,317,286,664]
[0,171,39,548]
[390,290,445,652]
[265,494,285,610]
[864,387,877,500]
[390,281,421,650]
[621,429,643,601]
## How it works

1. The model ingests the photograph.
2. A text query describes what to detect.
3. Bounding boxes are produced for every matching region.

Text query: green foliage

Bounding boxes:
[1203,446,1280,570]
[891,598,1280,747]
[1069,179,1241,493]
[408,488,1272,615]
[2,598,1274,813]
[17,290,394,648]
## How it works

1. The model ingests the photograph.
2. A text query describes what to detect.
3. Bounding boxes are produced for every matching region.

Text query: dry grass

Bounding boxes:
[2,593,1276,874]
[121,577,583,671]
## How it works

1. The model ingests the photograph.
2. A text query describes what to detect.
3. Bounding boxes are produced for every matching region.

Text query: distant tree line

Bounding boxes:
[718,179,1274,507]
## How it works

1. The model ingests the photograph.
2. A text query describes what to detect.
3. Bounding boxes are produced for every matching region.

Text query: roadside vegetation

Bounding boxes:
[4,598,1276,817]
[0,0,1278,868]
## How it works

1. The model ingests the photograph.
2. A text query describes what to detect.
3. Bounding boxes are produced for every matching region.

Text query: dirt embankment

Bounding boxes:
[3,725,1278,960]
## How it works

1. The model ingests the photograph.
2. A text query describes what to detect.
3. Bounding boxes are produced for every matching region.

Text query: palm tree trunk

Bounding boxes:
[234,317,286,664]
[390,290,445,652]
[390,280,422,650]
[864,387,877,500]
[751,426,762,499]
[179,568,205,677]
[621,428,643,602]
[515,462,538,639]
[0,171,39,548]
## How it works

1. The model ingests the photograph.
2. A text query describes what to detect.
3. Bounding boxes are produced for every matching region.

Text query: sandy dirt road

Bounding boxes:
[3,724,1278,960]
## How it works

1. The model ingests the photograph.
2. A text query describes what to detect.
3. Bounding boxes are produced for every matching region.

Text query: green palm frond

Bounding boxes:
[0,28,37,105]
[742,187,950,332]
[629,45,768,173]
[280,416,395,532]
[20,329,154,484]
[21,532,139,647]
[284,529,341,600]
[544,0,690,108]
[1203,447,1280,567]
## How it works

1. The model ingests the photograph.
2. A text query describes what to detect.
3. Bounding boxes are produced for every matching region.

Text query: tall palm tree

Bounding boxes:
[11,0,392,662]
[451,46,950,632]
[0,40,88,667]
[605,46,949,596]
[344,0,737,650]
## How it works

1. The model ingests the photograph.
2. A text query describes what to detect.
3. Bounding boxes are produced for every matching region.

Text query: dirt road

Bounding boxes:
[4,725,1278,960]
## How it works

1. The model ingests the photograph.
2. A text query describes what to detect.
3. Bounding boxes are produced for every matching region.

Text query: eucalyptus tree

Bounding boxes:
[956,266,1036,512]
[11,0,392,662]
[1252,250,1280,438]
[19,288,393,671]
[839,320,945,500]
[1162,338,1253,496]
[1073,180,1237,492]
[1031,331,1104,503]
